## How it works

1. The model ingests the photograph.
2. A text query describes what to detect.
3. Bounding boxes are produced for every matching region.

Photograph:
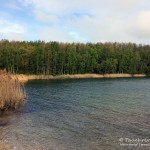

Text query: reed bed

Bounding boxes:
[0,74,26,114]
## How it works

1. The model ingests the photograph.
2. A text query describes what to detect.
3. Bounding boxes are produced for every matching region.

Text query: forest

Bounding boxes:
[0,39,150,75]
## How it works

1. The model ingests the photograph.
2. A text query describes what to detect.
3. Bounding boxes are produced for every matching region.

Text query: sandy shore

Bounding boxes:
[10,73,147,83]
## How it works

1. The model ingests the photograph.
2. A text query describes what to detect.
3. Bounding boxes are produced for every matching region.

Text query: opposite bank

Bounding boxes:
[10,73,147,83]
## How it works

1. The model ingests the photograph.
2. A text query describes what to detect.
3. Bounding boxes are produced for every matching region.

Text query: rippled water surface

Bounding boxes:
[1,78,150,150]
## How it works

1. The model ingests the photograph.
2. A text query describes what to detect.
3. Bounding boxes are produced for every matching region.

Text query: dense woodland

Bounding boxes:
[0,40,150,75]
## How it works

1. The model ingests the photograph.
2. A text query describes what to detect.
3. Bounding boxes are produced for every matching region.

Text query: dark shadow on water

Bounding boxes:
[0,109,24,127]
[0,115,11,127]
[0,120,9,127]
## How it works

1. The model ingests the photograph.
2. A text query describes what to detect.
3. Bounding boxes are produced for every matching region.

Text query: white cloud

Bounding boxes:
[0,19,26,40]
[139,11,150,27]
[22,0,140,15]
[136,11,150,38]
[67,15,127,42]
[1,32,25,41]
[6,2,22,10]
[34,10,58,23]
[20,0,150,43]
[126,11,150,41]
[22,0,38,6]
[36,26,87,42]
[37,27,69,42]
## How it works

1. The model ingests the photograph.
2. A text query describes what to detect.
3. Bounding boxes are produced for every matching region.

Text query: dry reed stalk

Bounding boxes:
[0,74,26,114]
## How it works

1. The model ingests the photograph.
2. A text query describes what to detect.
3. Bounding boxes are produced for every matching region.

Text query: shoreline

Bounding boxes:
[10,73,147,83]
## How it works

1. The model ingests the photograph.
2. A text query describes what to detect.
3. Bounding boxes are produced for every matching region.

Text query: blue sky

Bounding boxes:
[0,0,150,43]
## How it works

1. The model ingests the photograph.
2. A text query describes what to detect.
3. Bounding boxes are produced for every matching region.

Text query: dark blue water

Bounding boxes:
[1,78,150,150]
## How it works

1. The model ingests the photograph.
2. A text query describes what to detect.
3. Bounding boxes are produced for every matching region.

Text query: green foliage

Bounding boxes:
[0,40,150,74]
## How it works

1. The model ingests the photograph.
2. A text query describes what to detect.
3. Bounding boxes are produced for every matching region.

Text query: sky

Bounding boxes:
[0,0,150,44]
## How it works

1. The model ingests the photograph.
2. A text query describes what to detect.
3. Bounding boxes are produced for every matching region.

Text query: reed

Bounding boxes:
[0,74,26,114]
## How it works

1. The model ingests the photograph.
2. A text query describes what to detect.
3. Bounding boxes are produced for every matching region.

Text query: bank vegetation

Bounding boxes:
[0,73,26,114]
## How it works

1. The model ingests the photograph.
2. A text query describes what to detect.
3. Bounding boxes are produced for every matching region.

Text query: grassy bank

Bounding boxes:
[11,73,147,83]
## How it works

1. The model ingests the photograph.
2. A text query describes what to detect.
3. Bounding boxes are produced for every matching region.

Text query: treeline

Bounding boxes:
[0,40,150,75]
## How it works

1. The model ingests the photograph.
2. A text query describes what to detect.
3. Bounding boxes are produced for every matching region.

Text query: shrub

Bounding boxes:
[0,74,26,114]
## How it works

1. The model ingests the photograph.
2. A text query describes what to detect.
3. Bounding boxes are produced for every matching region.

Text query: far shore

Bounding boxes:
[10,73,148,83]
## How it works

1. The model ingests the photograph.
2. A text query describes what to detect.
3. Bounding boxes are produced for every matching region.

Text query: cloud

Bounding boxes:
[34,10,58,23]
[37,27,69,42]
[1,32,25,41]
[22,0,140,15]
[67,15,127,42]
[22,0,37,6]
[36,26,87,42]
[6,1,22,10]
[18,0,150,43]
[0,19,26,40]
[126,11,150,41]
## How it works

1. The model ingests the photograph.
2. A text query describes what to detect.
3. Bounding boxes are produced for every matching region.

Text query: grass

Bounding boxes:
[0,74,26,114]
[12,73,147,83]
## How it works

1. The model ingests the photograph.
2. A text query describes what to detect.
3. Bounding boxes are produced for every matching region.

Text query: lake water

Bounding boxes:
[1,78,150,150]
